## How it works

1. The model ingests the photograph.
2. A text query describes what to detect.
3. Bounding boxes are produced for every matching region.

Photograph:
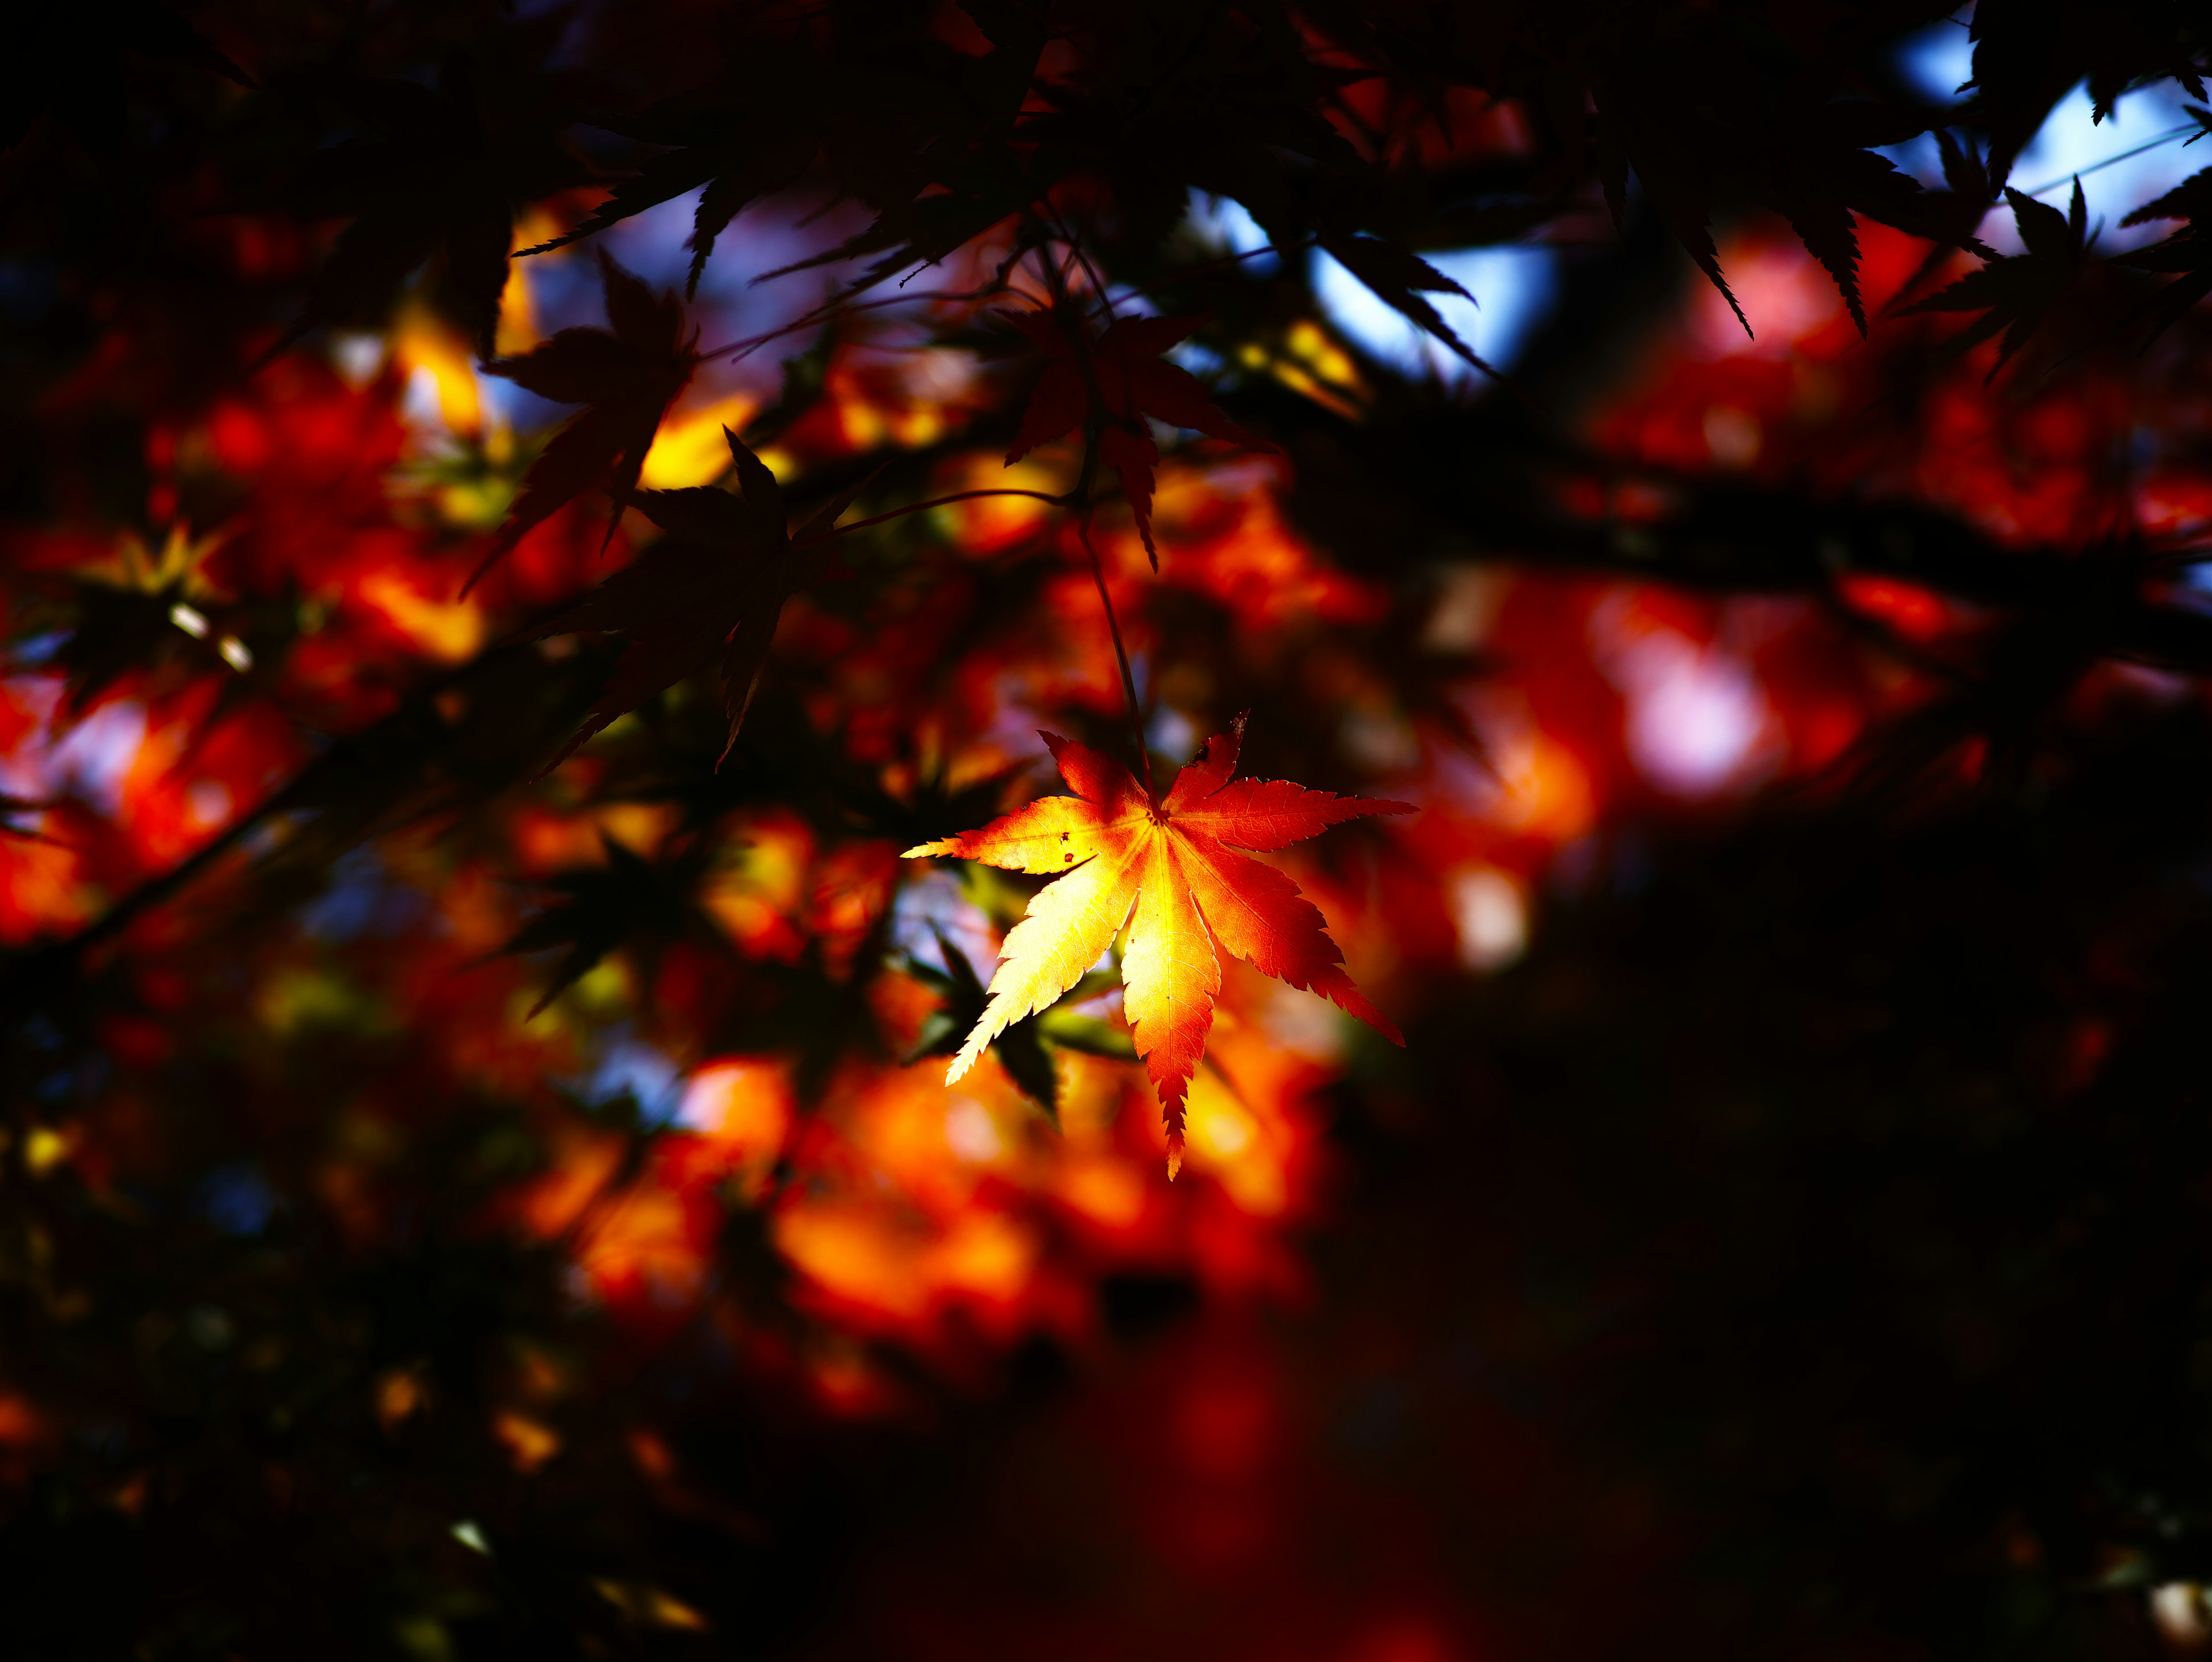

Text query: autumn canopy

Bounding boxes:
[5,1,2212,1657]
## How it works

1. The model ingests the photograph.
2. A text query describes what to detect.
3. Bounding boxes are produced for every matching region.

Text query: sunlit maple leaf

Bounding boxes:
[904,716,1410,1171]
[524,428,868,773]
[472,251,699,588]
[1003,309,1277,567]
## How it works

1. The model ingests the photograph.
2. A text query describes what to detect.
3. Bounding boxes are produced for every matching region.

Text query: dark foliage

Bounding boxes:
[3,1,2212,1658]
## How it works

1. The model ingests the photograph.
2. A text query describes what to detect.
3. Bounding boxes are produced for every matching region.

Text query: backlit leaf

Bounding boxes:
[906,716,1409,1171]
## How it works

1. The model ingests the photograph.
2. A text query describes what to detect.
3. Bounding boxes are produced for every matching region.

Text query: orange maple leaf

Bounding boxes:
[1003,309,1277,567]
[904,717,1410,1172]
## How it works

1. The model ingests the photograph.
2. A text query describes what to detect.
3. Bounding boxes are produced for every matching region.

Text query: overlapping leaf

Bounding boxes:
[501,833,715,1019]
[1591,70,1945,336]
[524,4,1046,297]
[6,2,252,154]
[474,252,699,588]
[261,62,585,358]
[517,32,821,294]
[1314,233,1492,370]
[1003,309,1277,566]
[1018,5,1480,357]
[2119,113,2212,340]
[523,428,868,773]
[905,717,1410,1171]
[1900,181,2092,373]
[1963,0,2208,191]
[900,934,1132,1123]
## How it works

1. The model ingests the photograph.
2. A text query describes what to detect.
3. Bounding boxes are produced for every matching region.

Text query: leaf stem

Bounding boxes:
[1030,232,1156,795]
[1078,511,1155,800]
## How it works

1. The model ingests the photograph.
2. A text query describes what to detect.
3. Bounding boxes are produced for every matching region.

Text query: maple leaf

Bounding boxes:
[899,931,1132,1124]
[904,716,1411,1172]
[262,60,585,359]
[516,33,820,295]
[1885,128,2007,307]
[1022,7,1361,260]
[16,525,257,713]
[1003,309,1277,567]
[523,427,869,773]
[1316,233,1491,372]
[7,2,253,154]
[500,832,714,1019]
[1010,6,1501,369]
[474,251,699,588]
[2118,122,2212,341]
[1961,0,2207,191]
[1899,182,2092,374]
[524,5,1047,297]
[1590,71,1944,337]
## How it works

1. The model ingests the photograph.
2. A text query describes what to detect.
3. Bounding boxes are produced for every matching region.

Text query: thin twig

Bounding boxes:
[1110,236,1316,304]
[2017,122,2201,200]
[797,487,1069,543]
[694,281,1019,364]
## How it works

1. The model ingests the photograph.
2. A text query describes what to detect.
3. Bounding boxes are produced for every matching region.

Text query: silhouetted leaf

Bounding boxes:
[264,61,584,358]
[1900,181,2093,372]
[1594,73,1942,336]
[502,835,707,1017]
[475,250,699,587]
[527,3,1046,297]
[1317,233,1490,372]
[522,427,870,771]
[1003,308,1276,566]
[1963,0,2208,190]
[900,929,1128,1123]
[4,2,251,154]
[2119,145,2212,340]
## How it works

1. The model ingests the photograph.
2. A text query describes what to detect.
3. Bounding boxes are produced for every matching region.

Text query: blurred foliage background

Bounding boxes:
[6,1,2212,1657]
